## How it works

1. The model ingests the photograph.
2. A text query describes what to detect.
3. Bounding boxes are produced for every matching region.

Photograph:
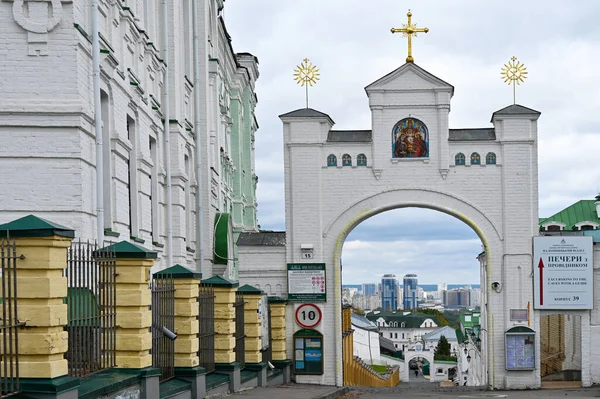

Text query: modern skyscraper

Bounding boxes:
[403,274,418,310]
[362,283,377,296]
[381,274,398,311]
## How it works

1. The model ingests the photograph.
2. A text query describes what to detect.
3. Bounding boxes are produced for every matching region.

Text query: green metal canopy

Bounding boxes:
[213,213,231,265]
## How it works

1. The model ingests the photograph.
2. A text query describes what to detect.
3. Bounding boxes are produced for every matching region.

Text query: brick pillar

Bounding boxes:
[0,216,72,378]
[156,265,206,399]
[268,297,288,361]
[155,265,201,368]
[268,296,291,383]
[0,215,79,397]
[203,275,240,392]
[202,275,238,364]
[238,285,264,364]
[100,241,157,369]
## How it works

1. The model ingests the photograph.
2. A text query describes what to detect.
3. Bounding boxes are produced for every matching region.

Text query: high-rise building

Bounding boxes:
[403,274,418,310]
[381,274,398,311]
[362,283,377,296]
[443,288,472,308]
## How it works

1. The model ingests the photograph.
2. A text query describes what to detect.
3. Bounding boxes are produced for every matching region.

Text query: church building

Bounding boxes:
[0,0,260,277]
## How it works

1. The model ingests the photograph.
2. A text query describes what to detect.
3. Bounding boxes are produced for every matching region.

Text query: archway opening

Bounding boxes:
[340,207,488,386]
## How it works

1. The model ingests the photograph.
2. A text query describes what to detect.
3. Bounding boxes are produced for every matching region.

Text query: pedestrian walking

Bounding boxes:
[414,369,418,377]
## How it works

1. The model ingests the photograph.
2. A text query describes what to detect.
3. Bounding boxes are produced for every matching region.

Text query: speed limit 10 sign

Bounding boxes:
[295,304,322,328]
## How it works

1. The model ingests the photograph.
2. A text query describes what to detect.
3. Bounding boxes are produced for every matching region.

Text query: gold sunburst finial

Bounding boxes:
[391,10,429,63]
[293,58,320,108]
[500,56,528,105]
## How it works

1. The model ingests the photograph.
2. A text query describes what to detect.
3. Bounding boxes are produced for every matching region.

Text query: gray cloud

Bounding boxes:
[225,1,600,284]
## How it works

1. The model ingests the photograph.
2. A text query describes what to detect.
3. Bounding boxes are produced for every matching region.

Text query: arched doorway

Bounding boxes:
[326,192,497,387]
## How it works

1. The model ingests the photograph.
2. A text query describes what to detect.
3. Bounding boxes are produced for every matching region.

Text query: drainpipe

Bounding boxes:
[192,0,204,274]
[91,0,104,246]
[163,0,173,267]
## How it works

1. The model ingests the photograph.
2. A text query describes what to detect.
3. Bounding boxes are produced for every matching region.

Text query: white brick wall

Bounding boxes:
[281,63,550,388]
[0,1,258,276]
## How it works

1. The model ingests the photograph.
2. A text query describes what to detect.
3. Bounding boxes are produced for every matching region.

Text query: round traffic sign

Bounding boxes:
[295,304,322,328]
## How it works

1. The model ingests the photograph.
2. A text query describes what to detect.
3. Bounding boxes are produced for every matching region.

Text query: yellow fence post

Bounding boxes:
[202,275,240,392]
[0,215,79,397]
[238,284,267,386]
[268,296,291,383]
[101,241,156,369]
[155,264,206,398]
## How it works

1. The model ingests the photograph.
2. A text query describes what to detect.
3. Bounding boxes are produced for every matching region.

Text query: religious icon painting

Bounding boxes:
[391,117,429,158]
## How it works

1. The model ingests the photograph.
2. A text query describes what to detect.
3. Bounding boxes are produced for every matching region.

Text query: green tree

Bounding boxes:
[434,335,456,361]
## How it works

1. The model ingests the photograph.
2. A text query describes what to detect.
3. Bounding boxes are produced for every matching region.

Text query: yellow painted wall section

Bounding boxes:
[13,236,72,379]
[242,294,262,364]
[113,257,154,369]
[212,286,236,363]
[172,277,201,368]
[269,303,287,361]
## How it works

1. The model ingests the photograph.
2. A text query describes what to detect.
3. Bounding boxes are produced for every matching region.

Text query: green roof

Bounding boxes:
[460,313,480,329]
[455,328,466,344]
[98,241,157,259]
[539,200,599,230]
[0,215,74,238]
[237,284,263,295]
[154,264,201,279]
[365,311,440,328]
[202,275,239,288]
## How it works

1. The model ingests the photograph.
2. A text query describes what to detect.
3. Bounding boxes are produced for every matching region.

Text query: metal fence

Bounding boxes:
[65,241,116,378]
[261,300,272,364]
[234,292,246,368]
[0,237,25,398]
[151,275,175,381]
[197,284,215,373]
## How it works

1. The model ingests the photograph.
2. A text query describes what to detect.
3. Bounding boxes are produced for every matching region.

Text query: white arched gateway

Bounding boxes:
[280,62,543,389]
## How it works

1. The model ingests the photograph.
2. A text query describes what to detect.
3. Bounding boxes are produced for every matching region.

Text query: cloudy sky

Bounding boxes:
[224,1,600,285]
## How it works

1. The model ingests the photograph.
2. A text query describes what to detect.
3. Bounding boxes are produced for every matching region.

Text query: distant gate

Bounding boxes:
[540,314,582,382]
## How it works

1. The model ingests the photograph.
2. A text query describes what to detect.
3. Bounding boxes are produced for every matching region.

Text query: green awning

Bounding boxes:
[213,213,231,265]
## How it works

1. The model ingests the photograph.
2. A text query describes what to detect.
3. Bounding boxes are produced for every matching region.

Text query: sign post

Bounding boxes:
[295,303,322,329]
[533,236,593,309]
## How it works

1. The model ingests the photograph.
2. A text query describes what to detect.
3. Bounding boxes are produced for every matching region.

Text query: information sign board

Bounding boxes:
[505,327,535,370]
[287,263,326,302]
[293,328,323,375]
[533,236,593,309]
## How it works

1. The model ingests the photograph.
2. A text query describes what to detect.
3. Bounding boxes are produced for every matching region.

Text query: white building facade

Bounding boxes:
[0,0,260,276]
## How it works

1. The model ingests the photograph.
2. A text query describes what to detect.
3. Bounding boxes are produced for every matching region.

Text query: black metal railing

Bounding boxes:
[0,237,25,398]
[65,241,116,378]
[234,292,246,368]
[261,299,272,364]
[197,283,215,373]
[151,275,175,381]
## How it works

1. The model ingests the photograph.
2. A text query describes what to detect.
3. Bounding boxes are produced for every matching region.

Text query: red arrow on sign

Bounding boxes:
[538,258,544,305]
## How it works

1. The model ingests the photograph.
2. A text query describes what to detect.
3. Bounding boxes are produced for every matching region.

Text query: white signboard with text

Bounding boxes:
[533,236,593,309]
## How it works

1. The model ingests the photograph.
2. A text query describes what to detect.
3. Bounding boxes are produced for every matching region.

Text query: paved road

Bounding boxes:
[229,384,600,399]
[347,386,600,398]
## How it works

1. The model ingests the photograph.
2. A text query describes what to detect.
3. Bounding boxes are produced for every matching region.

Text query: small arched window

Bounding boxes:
[357,153,367,166]
[401,322,406,328]
[327,154,337,166]
[455,153,465,165]
[486,152,497,165]
[342,154,352,166]
[471,152,481,165]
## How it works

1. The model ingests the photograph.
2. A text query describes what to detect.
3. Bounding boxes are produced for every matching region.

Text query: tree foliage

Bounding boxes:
[434,335,457,361]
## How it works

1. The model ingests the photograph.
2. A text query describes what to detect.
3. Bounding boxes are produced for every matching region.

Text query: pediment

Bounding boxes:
[365,63,454,95]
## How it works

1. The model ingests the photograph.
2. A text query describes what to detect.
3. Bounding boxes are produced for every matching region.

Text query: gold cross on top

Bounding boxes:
[391,10,429,63]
